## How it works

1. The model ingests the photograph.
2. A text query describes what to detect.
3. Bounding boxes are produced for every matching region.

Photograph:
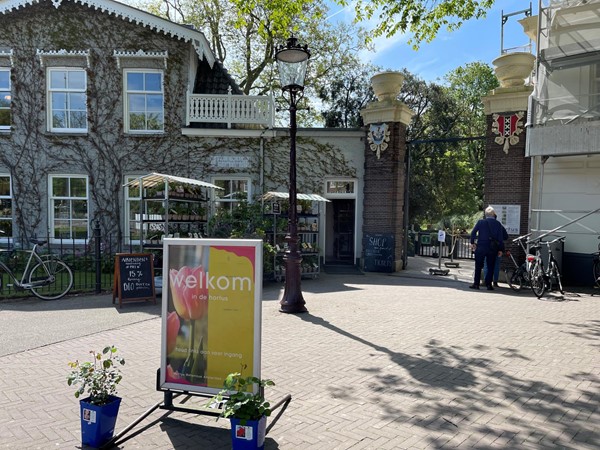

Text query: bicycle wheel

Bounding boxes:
[550,260,564,295]
[28,259,73,300]
[593,258,600,289]
[508,269,523,292]
[530,261,546,298]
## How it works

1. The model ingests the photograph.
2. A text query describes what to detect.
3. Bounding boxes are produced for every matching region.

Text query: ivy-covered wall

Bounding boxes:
[0,0,359,243]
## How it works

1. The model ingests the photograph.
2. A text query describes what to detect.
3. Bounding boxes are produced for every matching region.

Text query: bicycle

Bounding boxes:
[528,236,565,299]
[592,236,600,290]
[0,232,73,300]
[504,233,532,292]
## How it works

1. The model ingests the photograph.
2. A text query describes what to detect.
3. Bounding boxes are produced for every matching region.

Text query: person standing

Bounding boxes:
[470,206,505,290]
[484,213,509,287]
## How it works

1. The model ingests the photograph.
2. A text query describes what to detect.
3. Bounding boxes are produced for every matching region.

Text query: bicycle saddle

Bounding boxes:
[30,239,47,246]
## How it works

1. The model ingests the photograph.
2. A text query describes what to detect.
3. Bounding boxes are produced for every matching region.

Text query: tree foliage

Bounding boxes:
[400,63,499,227]
[342,0,496,48]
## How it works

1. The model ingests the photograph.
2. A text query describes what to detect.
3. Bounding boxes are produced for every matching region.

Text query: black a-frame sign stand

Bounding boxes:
[101,369,291,449]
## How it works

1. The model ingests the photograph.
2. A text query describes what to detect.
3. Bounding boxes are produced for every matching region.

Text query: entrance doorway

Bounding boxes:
[328,199,355,264]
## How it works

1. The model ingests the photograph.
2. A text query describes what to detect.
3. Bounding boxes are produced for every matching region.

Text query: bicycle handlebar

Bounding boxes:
[512,233,531,242]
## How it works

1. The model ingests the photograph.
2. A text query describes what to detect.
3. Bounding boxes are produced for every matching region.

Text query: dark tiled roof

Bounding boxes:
[193,58,243,95]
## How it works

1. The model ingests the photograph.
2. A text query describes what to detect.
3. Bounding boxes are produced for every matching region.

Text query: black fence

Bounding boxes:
[413,232,475,260]
[0,222,141,299]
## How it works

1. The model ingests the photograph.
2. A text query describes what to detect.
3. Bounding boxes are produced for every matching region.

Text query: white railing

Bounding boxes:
[187,88,274,128]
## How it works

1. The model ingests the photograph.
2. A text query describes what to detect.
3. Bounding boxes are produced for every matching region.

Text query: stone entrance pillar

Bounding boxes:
[360,72,414,272]
[481,50,534,252]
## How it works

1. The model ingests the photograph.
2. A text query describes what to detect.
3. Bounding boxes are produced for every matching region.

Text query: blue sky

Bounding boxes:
[328,0,536,82]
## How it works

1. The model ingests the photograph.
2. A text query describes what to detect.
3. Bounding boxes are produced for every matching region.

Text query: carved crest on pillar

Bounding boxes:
[367,123,391,159]
[491,111,525,154]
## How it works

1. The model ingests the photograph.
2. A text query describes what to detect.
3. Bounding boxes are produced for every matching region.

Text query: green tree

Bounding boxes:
[400,62,498,227]
[342,0,496,48]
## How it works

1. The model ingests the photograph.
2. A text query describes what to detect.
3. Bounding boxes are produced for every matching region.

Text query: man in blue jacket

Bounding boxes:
[470,206,506,290]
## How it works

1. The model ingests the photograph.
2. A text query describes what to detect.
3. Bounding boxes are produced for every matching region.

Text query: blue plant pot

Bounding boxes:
[79,395,121,448]
[230,416,266,450]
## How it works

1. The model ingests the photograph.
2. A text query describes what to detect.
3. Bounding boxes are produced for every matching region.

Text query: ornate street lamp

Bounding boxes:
[275,36,310,314]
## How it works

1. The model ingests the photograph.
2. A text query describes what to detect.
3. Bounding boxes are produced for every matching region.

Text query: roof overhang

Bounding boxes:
[262,192,330,202]
[124,172,223,189]
[0,0,215,67]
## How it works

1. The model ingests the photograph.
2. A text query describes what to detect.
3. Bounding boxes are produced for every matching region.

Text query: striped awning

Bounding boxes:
[262,191,330,202]
[124,172,223,190]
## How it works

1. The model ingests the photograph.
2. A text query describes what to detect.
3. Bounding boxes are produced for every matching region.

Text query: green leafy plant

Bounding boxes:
[209,372,274,424]
[67,346,125,406]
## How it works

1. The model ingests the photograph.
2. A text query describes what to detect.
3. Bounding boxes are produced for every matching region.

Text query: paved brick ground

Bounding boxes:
[0,256,598,449]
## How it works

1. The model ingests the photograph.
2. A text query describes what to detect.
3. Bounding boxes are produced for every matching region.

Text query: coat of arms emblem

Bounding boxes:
[491,112,525,154]
[367,123,391,159]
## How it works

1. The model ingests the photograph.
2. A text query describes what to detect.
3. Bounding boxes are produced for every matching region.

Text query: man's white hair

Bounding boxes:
[485,206,496,217]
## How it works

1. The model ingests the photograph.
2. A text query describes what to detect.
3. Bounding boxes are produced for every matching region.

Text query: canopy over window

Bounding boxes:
[262,191,330,202]
[124,172,223,190]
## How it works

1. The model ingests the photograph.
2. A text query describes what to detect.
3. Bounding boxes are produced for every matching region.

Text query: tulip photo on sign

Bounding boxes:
[160,239,263,394]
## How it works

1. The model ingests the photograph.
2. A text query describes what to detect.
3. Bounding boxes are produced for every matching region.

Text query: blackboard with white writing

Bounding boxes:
[364,233,395,273]
[112,253,156,307]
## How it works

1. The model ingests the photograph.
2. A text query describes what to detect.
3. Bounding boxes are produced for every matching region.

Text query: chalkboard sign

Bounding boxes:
[364,233,395,273]
[112,253,156,308]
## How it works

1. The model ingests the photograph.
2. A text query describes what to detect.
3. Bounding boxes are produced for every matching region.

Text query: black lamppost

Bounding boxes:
[275,36,310,314]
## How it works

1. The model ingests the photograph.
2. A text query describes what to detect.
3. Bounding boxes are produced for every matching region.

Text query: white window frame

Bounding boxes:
[324,179,357,199]
[0,174,12,241]
[47,68,88,133]
[211,177,251,212]
[123,69,164,133]
[48,175,89,243]
[0,68,10,131]
[124,175,143,245]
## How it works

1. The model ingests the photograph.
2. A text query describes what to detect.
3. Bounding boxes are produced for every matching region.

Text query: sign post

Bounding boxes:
[112,253,156,308]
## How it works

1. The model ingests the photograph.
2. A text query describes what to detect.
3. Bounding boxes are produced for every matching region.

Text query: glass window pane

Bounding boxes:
[0,199,11,217]
[70,178,86,197]
[0,93,9,108]
[146,94,163,111]
[72,221,88,239]
[68,71,86,90]
[52,92,67,110]
[129,94,145,111]
[72,200,88,219]
[0,110,9,127]
[0,176,10,196]
[54,220,69,239]
[52,112,66,128]
[0,219,12,236]
[129,113,145,130]
[145,73,162,91]
[70,111,87,129]
[0,70,8,88]
[147,113,163,130]
[127,72,144,91]
[69,93,86,110]
[54,200,70,219]
[52,178,68,197]
[50,70,67,89]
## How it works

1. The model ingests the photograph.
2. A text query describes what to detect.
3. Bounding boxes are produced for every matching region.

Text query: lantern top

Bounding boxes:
[275,36,310,63]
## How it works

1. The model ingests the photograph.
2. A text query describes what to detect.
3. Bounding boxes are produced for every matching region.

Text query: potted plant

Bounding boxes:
[67,346,125,448]
[208,372,274,450]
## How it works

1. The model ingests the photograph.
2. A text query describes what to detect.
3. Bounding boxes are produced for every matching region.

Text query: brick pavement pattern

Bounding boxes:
[0,261,599,449]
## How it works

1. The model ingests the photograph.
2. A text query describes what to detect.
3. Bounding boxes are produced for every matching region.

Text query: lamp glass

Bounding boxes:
[276,58,308,91]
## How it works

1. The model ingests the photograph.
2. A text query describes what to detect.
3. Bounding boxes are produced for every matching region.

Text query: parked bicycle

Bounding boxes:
[529,236,565,299]
[505,233,532,292]
[0,232,73,300]
[592,236,600,289]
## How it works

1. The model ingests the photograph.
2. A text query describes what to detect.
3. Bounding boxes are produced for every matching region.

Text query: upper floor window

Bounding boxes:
[212,178,250,212]
[49,175,88,241]
[124,70,164,133]
[0,69,10,130]
[0,175,12,238]
[48,68,87,133]
[124,175,142,244]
